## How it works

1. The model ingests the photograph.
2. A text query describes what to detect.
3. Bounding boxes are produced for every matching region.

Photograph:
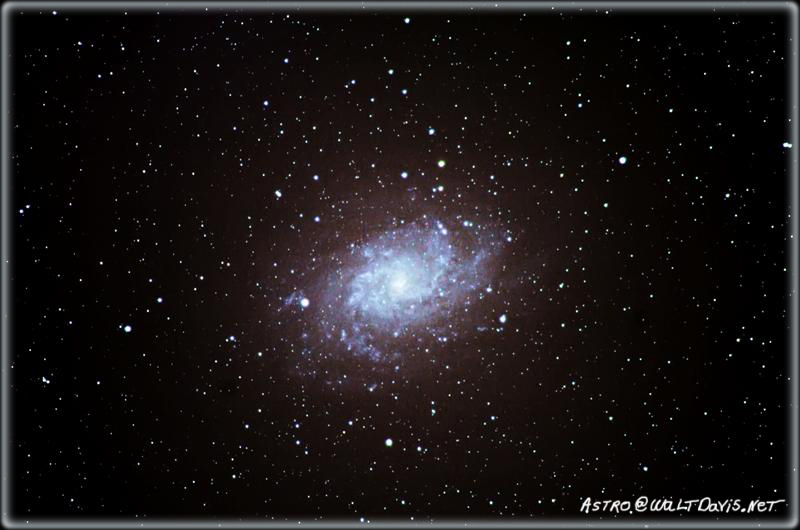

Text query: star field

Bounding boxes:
[6,4,794,523]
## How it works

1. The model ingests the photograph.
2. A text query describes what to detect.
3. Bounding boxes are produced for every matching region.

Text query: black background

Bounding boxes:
[7,6,792,521]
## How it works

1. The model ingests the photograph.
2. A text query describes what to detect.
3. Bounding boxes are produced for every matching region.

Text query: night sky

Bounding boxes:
[6,4,795,523]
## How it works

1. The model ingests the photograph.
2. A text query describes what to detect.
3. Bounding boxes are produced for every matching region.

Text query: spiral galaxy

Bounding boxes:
[287,217,507,365]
